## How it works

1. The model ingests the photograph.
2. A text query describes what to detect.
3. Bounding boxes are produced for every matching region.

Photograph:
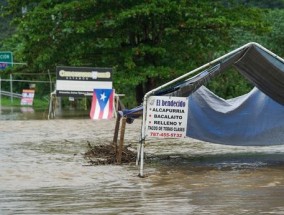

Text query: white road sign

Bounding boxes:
[146,96,189,139]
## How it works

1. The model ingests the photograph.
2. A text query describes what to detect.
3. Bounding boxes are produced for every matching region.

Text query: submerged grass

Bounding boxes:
[0,96,49,109]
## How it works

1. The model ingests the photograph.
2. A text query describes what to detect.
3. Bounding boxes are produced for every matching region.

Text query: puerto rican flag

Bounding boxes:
[90,89,115,120]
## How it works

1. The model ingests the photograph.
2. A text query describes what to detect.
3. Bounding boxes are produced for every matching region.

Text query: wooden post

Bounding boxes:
[117,117,126,164]
[112,113,121,154]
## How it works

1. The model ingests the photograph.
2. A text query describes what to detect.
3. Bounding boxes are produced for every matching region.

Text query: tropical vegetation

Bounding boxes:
[1,0,284,107]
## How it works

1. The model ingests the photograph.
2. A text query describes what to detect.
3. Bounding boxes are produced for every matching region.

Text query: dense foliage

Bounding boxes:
[0,0,13,40]
[1,0,283,106]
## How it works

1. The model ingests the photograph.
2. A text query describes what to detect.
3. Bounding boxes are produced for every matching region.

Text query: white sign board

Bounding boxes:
[21,89,35,106]
[146,96,188,138]
[56,66,112,97]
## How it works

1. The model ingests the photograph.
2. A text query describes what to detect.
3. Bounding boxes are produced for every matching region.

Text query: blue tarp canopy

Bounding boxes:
[187,86,284,146]
[120,43,284,146]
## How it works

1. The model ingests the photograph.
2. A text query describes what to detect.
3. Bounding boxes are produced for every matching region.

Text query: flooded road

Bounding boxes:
[1,111,284,214]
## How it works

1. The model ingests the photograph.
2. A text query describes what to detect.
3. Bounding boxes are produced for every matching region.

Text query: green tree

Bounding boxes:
[262,9,284,57]
[3,0,268,106]
[206,6,284,99]
[0,0,13,41]
[238,0,284,9]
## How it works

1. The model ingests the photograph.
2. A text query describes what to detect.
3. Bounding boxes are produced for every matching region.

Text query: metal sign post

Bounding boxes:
[10,74,13,103]
[0,76,2,114]
[0,52,13,104]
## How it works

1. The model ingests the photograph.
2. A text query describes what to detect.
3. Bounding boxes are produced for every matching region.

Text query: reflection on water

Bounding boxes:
[0,119,284,214]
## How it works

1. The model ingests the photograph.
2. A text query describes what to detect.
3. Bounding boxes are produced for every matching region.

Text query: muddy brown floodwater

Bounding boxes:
[1,117,284,214]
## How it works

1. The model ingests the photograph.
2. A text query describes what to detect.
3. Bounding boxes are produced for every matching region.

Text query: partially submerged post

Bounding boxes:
[116,117,127,164]
[48,91,56,119]
[113,113,121,157]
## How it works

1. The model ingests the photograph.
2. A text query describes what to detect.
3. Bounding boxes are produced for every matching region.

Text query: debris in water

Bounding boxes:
[84,141,136,165]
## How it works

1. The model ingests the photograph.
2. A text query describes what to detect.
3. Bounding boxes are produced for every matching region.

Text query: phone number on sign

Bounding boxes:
[150,132,183,138]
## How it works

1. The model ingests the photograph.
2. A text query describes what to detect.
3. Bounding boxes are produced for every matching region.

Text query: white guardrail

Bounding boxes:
[0,90,22,98]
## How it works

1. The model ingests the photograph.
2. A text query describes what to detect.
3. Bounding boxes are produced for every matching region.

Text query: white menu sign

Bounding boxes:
[146,96,188,138]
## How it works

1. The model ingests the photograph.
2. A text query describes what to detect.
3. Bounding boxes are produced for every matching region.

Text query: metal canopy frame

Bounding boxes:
[137,42,284,177]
